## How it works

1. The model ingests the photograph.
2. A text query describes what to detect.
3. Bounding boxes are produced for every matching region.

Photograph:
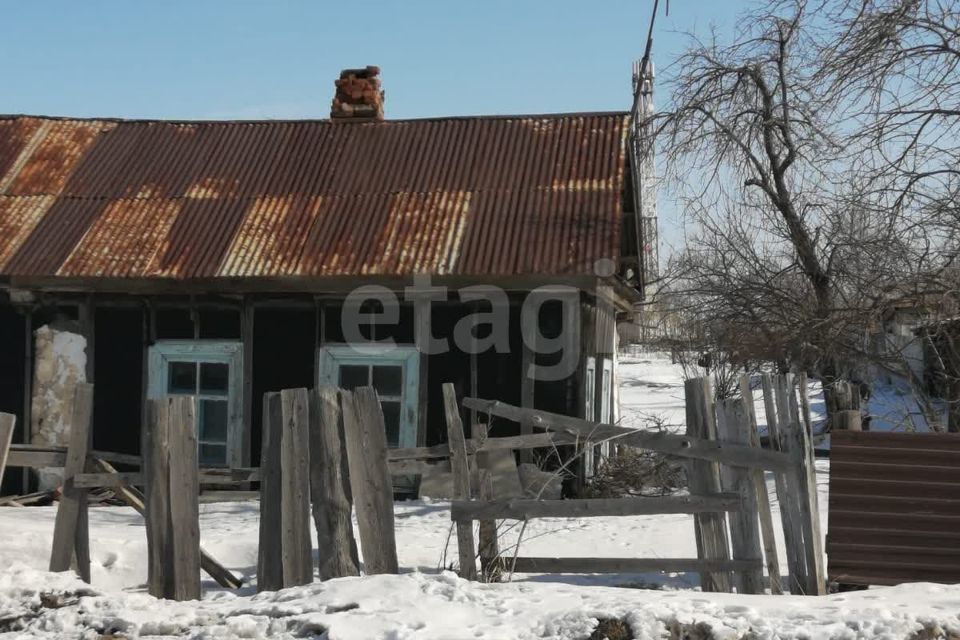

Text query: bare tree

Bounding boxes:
[651,0,959,429]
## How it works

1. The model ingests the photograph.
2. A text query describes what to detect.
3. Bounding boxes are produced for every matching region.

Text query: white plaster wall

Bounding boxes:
[31,325,87,490]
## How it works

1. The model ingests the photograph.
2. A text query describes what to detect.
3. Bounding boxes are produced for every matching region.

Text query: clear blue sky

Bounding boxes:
[2,1,747,121]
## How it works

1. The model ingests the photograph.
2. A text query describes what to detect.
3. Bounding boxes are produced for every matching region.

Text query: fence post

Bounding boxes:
[342,387,399,575]
[473,422,502,582]
[144,396,201,600]
[684,376,732,592]
[443,383,478,580]
[257,389,313,591]
[739,376,783,595]
[257,392,284,591]
[309,386,360,580]
[718,398,764,594]
[49,383,94,583]
[0,413,16,494]
[785,375,826,595]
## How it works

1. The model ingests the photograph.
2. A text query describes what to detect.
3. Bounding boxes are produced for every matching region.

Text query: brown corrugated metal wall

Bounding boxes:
[828,431,960,586]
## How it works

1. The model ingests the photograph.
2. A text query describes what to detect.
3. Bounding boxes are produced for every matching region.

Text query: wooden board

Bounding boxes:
[49,384,94,582]
[166,397,201,600]
[718,398,765,594]
[280,388,313,587]
[388,431,580,461]
[309,387,360,580]
[684,377,732,593]
[257,392,284,592]
[739,375,783,595]
[451,493,743,521]
[341,388,399,575]
[443,384,477,580]
[144,399,171,597]
[762,373,806,595]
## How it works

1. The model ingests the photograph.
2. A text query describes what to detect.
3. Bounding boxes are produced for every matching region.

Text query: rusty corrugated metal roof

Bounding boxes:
[828,430,960,587]
[0,113,628,281]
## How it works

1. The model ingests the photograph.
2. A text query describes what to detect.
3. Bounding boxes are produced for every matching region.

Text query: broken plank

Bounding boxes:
[463,397,791,472]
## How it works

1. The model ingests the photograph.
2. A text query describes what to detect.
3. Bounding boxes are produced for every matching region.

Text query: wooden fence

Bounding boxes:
[450,373,826,596]
[0,373,826,598]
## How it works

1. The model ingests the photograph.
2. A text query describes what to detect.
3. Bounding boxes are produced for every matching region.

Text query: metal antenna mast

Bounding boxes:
[630,0,664,295]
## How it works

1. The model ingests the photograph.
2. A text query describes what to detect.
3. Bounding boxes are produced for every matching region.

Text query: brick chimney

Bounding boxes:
[331,66,384,121]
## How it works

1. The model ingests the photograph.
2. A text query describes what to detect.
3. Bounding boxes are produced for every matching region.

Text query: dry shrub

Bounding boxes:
[584,447,684,498]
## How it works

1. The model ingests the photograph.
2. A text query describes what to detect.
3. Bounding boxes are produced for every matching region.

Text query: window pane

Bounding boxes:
[372,366,402,397]
[199,443,227,466]
[199,400,228,442]
[381,401,401,448]
[339,365,368,390]
[200,362,229,396]
[168,362,197,394]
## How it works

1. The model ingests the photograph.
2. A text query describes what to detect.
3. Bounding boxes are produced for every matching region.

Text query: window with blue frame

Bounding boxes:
[147,341,243,467]
[317,345,419,449]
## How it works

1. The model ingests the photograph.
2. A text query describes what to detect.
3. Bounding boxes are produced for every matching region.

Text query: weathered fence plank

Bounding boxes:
[144,397,202,600]
[280,388,313,587]
[718,398,765,595]
[342,387,399,575]
[473,422,502,582]
[258,389,314,590]
[462,397,791,471]
[684,377,732,593]
[443,383,478,580]
[452,493,743,521]
[145,400,171,597]
[257,392,284,592]
[0,413,15,486]
[166,397,201,601]
[739,376,783,595]
[762,373,806,595]
[309,386,360,580]
[785,376,826,595]
[388,431,581,461]
[510,557,763,575]
[49,383,94,583]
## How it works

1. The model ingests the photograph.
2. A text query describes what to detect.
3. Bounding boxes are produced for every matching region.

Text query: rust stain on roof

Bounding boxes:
[0,112,629,281]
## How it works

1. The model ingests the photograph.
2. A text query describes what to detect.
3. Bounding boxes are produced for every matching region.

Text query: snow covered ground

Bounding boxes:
[1,353,957,639]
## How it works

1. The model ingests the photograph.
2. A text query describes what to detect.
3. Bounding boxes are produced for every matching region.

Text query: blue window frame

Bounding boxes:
[147,341,243,468]
[317,345,420,449]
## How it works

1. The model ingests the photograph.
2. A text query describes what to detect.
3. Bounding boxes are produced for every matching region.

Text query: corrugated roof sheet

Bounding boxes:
[0,113,629,281]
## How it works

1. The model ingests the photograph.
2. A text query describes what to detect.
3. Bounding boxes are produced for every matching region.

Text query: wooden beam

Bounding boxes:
[509,557,763,575]
[341,388,399,575]
[309,387,360,580]
[717,398,765,595]
[739,375,783,595]
[444,383,477,581]
[462,397,791,471]
[451,493,743,521]
[49,383,94,582]
[166,396,201,601]
[279,388,313,588]
[388,431,580,462]
[762,373,806,595]
[685,377,732,593]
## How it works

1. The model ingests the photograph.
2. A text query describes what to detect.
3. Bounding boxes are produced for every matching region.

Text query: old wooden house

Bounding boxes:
[0,68,652,494]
